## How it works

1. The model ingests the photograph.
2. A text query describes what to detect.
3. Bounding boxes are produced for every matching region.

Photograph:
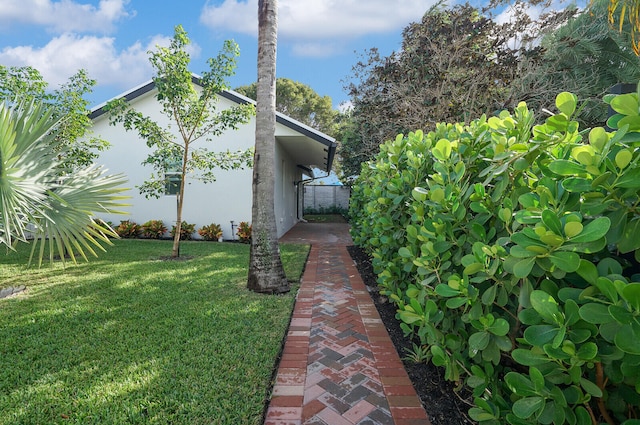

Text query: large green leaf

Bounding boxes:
[610,93,639,116]
[588,126,608,152]
[562,177,592,192]
[512,349,552,366]
[579,303,614,324]
[488,318,510,336]
[579,377,603,397]
[548,160,586,176]
[505,372,538,396]
[617,115,640,131]
[435,283,461,297]
[513,257,536,278]
[594,277,620,303]
[564,221,583,238]
[397,309,423,325]
[398,247,413,258]
[618,219,640,254]
[512,396,545,419]
[530,290,561,324]
[541,209,562,235]
[576,259,598,285]
[622,283,640,311]
[469,331,490,351]
[614,324,640,354]
[523,324,558,346]
[556,92,577,116]
[549,251,580,273]
[617,168,640,188]
[512,231,545,247]
[569,217,610,243]
[609,305,633,324]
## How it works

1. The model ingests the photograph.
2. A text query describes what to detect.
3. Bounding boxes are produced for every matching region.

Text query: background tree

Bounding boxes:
[0,65,109,170]
[339,0,640,179]
[340,4,522,178]
[247,0,289,294]
[107,25,254,258]
[509,0,640,127]
[235,78,337,135]
[0,99,127,266]
[604,0,640,53]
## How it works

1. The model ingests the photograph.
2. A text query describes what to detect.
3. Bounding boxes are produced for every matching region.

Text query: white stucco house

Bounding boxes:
[88,76,337,239]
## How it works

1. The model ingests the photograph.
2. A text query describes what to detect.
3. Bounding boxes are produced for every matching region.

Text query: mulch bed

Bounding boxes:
[347,245,475,425]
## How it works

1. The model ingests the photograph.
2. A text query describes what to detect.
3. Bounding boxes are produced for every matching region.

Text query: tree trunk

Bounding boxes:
[171,146,189,258]
[247,0,289,293]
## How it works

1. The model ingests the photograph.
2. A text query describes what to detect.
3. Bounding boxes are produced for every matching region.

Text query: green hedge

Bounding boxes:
[350,92,640,425]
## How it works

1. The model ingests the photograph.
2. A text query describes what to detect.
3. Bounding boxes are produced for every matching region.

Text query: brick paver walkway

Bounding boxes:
[265,223,431,425]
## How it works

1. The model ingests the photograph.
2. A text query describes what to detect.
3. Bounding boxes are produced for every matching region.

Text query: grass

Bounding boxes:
[0,240,310,425]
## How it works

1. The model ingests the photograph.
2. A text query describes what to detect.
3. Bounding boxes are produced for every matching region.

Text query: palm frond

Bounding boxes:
[28,166,128,266]
[0,99,129,266]
[0,100,59,246]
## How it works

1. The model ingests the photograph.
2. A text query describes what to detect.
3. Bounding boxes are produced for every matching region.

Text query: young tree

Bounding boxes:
[235,78,337,135]
[0,99,127,266]
[247,0,289,293]
[106,25,255,258]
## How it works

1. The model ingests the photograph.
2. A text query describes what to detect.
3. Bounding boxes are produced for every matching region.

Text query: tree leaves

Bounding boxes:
[349,87,640,425]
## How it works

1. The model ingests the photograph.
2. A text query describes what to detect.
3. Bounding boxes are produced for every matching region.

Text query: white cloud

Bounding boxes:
[0,33,190,91]
[200,0,431,56]
[200,0,257,36]
[291,42,339,58]
[0,0,132,33]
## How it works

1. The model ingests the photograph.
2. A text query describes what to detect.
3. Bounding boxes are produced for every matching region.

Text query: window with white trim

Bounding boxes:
[165,160,182,196]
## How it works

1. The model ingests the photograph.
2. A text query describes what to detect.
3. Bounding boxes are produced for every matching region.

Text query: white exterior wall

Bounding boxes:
[90,90,302,240]
[274,142,304,237]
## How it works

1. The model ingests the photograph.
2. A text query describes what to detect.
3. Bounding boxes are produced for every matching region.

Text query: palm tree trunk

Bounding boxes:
[247,0,288,293]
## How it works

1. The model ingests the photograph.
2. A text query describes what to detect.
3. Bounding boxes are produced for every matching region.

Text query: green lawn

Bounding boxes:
[0,240,309,425]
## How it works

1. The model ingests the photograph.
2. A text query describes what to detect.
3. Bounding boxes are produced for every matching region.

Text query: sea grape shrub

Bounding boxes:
[350,92,640,425]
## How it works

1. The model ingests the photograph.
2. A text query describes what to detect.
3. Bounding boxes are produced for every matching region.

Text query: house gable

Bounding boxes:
[89,75,337,173]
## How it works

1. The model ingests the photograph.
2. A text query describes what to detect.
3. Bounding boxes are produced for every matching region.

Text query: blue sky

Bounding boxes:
[0,0,437,110]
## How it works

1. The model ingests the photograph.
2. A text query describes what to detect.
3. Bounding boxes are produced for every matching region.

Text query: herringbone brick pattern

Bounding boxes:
[265,223,430,425]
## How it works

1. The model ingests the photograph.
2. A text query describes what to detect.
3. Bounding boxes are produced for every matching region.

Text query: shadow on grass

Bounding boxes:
[0,240,304,425]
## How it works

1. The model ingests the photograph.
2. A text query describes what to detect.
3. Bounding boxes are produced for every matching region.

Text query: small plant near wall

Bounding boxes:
[198,223,223,241]
[116,220,140,238]
[236,222,252,243]
[141,220,167,239]
[170,221,195,241]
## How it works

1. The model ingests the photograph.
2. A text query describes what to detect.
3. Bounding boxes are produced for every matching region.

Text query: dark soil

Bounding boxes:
[347,245,475,425]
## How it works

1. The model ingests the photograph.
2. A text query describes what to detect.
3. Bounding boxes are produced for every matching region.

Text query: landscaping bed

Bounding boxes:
[348,245,475,425]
